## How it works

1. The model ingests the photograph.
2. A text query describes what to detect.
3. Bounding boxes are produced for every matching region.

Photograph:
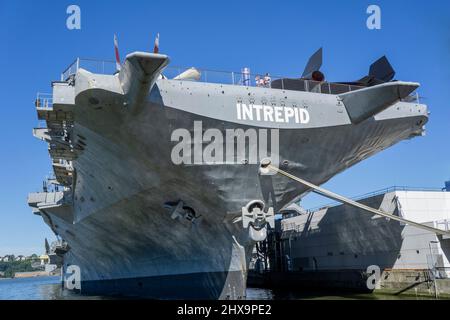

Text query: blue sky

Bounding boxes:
[0,0,449,255]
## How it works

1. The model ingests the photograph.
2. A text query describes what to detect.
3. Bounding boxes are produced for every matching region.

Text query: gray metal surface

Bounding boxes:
[29,51,428,299]
[339,81,420,123]
[264,164,450,236]
[278,191,450,273]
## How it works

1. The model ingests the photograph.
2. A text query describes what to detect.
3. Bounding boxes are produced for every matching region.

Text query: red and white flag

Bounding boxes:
[153,33,160,54]
[114,34,121,71]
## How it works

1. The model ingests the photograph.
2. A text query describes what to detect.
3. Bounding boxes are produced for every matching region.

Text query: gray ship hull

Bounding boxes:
[29,57,428,299]
[48,106,425,298]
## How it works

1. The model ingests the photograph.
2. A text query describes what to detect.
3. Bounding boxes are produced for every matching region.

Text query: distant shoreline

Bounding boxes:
[0,271,57,280]
[15,271,52,278]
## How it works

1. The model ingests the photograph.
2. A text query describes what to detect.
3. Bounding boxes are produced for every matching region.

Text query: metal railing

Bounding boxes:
[50,240,69,253]
[306,186,445,213]
[58,58,426,100]
[58,58,365,95]
[61,58,117,81]
[35,92,53,109]
[434,219,450,232]
[163,66,367,94]
[402,92,421,104]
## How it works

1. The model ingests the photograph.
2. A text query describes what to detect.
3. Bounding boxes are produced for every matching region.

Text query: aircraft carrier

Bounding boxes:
[27,45,429,299]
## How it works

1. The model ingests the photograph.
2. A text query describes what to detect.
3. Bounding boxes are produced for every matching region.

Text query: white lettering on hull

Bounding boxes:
[236,103,310,124]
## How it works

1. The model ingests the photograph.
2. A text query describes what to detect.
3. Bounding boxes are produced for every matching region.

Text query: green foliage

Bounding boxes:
[0,260,36,278]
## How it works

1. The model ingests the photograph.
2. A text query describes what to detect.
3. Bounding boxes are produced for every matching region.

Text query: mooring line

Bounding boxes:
[262,162,450,236]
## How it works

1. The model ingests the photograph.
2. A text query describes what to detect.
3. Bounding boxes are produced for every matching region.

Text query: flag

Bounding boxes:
[114,34,121,71]
[153,33,160,54]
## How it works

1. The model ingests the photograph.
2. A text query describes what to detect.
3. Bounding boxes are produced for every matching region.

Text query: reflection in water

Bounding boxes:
[0,276,436,300]
[0,276,60,300]
[0,276,106,300]
[246,287,435,300]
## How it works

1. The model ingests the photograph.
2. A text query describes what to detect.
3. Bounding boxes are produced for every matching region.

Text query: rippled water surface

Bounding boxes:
[0,276,436,300]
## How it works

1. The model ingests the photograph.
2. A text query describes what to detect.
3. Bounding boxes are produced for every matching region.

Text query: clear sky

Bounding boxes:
[0,0,449,255]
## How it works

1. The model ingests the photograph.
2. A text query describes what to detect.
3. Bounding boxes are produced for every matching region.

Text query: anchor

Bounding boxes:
[239,200,275,242]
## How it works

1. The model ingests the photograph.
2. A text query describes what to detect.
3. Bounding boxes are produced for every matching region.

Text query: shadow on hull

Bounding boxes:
[75,271,239,299]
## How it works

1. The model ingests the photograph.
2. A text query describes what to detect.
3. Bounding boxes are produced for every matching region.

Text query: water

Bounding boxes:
[246,287,435,300]
[0,276,105,300]
[0,276,436,300]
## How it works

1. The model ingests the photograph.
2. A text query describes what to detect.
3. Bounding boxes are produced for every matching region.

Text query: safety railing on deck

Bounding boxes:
[402,92,421,104]
[35,92,53,109]
[434,219,450,233]
[61,58,117,81]
[59,58,424,99]
[306,186,445,213]
[163,66,367,94]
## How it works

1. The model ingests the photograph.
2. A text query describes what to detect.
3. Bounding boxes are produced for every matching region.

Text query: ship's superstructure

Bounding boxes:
[27,48,428,299]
